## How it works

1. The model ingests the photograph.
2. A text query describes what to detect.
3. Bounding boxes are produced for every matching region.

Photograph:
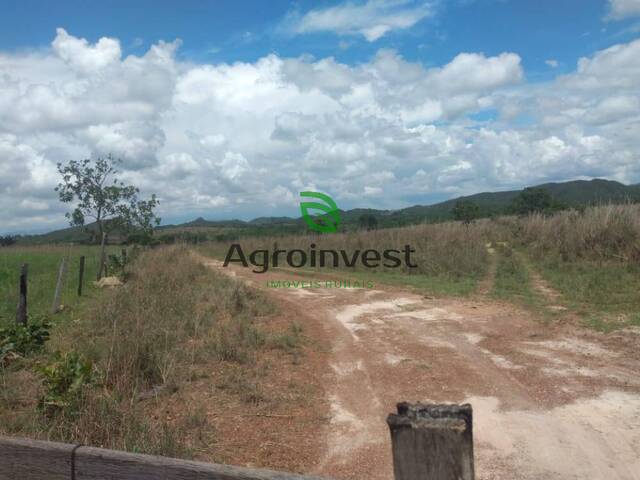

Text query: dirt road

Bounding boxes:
[203,258,640,480]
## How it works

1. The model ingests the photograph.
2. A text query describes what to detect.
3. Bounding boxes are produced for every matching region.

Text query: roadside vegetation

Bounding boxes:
[490,243,537,306]
[1,155,320,467]
[0,246,308,460]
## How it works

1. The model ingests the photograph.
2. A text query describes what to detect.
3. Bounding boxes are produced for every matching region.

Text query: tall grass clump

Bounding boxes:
[511,204,640,263]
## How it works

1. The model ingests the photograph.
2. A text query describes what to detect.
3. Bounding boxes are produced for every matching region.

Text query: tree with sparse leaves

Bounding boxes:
[55,156,160,243]
[452,200,480,225]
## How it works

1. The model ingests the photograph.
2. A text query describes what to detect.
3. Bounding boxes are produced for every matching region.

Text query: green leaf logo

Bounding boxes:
[300,191,340,233]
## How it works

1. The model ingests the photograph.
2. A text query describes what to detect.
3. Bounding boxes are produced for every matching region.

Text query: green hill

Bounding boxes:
[16,178,640,244]
[390,178,640,224]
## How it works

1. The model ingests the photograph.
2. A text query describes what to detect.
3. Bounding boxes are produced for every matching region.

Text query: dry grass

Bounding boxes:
[227,221,489,276]
[0,245,307,458]
[203,220,490,295]
[491,203,640,263]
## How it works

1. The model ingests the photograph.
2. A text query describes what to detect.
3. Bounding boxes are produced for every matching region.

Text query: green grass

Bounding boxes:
[539,261,640,313]
[491,247,539,307]
[0,245,118,325]
[260,264,482,297]
[584,313,640,333]
[349,270,481,296]
[537,260,640,331]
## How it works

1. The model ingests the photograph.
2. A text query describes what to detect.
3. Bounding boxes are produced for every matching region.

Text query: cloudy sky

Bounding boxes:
[1,0,639,234]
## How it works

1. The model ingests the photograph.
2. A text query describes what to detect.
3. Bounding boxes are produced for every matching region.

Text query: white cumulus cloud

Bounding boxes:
[0,29,639,233]
[286,0,433,41]
[606,0,640,20]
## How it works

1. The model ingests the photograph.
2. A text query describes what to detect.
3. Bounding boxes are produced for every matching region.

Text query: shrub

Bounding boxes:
[518,204,640,262]
[0,319,50,363]
[38,351,94,415]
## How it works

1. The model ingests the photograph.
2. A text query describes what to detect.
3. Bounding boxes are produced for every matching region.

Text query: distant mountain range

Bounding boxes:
[15,178,640,244]
[163,178,640,229]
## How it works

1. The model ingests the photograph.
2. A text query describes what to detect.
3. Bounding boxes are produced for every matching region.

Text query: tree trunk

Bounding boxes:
[96,216,104,245]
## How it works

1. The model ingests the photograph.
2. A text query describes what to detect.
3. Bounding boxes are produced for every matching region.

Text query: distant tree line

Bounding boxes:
[0,235,17,247]
[452,187,567,224]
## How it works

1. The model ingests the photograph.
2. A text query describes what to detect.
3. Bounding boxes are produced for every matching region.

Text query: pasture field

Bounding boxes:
[0,245,119,325]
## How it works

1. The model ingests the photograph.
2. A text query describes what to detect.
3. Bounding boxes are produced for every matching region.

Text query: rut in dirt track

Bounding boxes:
[203,257,640,480]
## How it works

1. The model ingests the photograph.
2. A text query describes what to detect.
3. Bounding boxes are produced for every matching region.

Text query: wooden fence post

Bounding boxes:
[387,403,474,480]
[78,256,86,296]
[51,257,68,314]
[97,232,107,280]
[121,248,127,275]
[15,264,28,326]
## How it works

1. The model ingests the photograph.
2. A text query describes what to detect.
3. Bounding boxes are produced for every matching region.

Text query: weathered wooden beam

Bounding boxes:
[0,436,330,480]
[387,403,474,480]
[0,436,74,480]
[75,446,329,480]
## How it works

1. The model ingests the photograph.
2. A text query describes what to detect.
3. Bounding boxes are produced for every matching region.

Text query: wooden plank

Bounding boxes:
[0,436,330,480]
[74,446,329,480]
[0,436,74,480]
[387,403,474,480]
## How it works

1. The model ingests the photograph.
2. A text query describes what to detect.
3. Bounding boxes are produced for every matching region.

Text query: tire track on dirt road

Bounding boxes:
[201,255,640,480]
[477,242,498,296]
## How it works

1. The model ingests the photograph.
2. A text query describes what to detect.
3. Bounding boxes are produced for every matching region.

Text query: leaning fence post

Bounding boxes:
[78,256,85,296]
[97,232,107,280]
[51,257,68,314]
[16,264,28,325]
[387,403,474,480]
